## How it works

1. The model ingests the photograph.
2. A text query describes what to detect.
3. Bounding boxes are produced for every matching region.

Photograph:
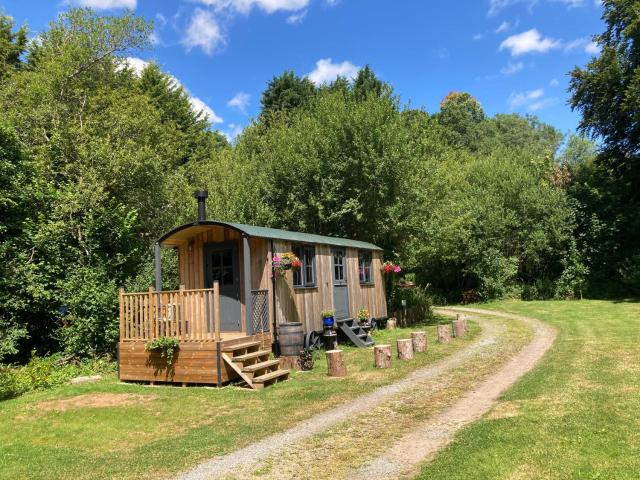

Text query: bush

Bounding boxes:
[0,354,115,401]
[389,285,435,323]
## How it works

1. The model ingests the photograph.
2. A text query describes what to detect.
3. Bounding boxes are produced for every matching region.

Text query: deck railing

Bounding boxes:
[119,283,220,342]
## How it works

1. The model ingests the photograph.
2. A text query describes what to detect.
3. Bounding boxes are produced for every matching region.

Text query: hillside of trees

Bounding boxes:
[0,4,637,363]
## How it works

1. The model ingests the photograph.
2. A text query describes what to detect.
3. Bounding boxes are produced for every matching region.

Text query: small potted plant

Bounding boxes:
[357,308,370,326]
[272,252,302,276]
[382,260,401,274]
[321,309,334,330]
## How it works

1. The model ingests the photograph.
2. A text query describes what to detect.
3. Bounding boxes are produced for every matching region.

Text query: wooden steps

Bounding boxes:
[221,341,289,390]
[337,318,375,348]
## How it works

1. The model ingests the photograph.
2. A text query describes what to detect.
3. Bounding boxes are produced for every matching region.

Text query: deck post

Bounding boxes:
[154,242,162,292]
[242,234,252,335]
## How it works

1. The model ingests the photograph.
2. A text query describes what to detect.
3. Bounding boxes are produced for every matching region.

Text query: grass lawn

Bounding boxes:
[417,299,640,480]
[0,320,477,480]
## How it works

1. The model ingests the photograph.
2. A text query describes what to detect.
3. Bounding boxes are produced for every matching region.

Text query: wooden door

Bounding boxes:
[332,247,350,319]
[204,242,241,331]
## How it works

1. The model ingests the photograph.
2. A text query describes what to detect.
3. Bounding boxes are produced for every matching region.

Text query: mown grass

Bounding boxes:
[0,320,477,480]
[416,299,640,480]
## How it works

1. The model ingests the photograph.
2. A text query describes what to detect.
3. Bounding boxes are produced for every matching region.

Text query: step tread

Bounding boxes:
[252,369,290,383]
[232,349,271,362]
[242,359,281,373]
[222,340,261,352]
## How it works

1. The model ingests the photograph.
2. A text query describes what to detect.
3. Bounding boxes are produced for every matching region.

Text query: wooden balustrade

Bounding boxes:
[119,283,220,342]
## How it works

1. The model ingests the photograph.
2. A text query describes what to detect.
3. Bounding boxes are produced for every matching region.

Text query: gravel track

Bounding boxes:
[175,314,500,480]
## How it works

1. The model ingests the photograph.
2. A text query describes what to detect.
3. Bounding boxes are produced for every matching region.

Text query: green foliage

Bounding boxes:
[0,353,115,400]
[145,336,179,366]
[0,13,27,80]
[568,0,640,295]
[260,70,316,121]
[321,310,334,318]
[388,286,435,321]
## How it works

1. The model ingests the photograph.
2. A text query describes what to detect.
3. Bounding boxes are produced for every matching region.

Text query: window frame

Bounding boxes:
[292,244,317,288]
[358,250,374,285]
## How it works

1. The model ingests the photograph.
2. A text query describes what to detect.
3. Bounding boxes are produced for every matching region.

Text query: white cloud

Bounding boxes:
[434,48,450,59]
[473,33,484,41]
[500,61,524,75]
[564,37,588,52]
[528,97,558,111]
[155,13,167,27]
[489,0,585,15]
[585,41,600,54]
[227,92,251,113]
[496,21,511,33]
[500,29,561,56]
[189,96,224,123]
[224,123,244,141]
[307,58,360,85]
[70,0,136,9]
[550,78,559,86]
[194,0,309,14]
[508,88,544,108]
[182,9,225,55]
[121,57,223,124]
[286,10,307,24]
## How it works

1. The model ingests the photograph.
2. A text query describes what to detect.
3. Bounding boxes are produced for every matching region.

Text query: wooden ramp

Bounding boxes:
[221,341,289,390]
[337,318,374,348]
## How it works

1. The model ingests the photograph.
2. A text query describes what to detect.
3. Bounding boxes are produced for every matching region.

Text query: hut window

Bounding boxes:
[359,251,373,284]
[292,245,316,288]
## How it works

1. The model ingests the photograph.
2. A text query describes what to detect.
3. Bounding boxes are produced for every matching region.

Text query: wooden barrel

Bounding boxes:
[279,322,305,356]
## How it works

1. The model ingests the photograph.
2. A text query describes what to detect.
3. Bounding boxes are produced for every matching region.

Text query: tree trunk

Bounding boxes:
[326,350,347,377]
[437,324,451,343]
[452,319,465,337]
[387,318,397,329]
[411,331,427,353]
[397,339,414,360]
[374,344,392,368]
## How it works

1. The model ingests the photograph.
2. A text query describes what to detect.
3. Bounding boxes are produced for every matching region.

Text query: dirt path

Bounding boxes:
[353,307,557,479]
[176,308,555,480]
[176,314,501,480]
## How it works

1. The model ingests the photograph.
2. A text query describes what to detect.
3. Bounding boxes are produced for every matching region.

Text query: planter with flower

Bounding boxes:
[382,261,401,275]
[321,309,335,331]
[382,260,402,316]
[272,252,302,276]
[357,308,371,327]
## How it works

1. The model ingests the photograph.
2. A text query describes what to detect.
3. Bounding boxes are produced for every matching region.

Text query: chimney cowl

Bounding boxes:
[194,190,208,222]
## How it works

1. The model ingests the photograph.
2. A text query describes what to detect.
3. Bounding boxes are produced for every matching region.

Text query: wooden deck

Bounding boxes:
[118,332,273,385]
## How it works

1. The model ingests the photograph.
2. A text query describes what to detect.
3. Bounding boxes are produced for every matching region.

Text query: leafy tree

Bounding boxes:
[260,70,316,120]
[436,92,485,150]
[569,0,640,294]
[0,13,27,80]
[351,65,388,100]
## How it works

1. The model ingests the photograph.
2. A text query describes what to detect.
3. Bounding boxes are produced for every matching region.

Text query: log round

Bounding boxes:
[411,331,427,353]
[326,350,347,377]
[397,339,414,360]
[452,319,465,338]
[374,344,392,369]
[457,313,469,332]
[387,318,397,330]
[437,324,452,343]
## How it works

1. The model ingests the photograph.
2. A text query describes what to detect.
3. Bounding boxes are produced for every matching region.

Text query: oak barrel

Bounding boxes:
[279,322,305,356]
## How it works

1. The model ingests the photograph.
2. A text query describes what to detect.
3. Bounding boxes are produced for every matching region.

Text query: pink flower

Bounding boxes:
[393,266,401,273]
[273,256,281,263]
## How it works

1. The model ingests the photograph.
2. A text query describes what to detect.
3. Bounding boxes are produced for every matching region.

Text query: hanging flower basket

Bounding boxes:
[272,252,302,276]
[382,260,401,275]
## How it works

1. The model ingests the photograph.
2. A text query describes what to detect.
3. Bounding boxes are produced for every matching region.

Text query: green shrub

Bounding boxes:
[389,285,435,322]
[0,354,115,401]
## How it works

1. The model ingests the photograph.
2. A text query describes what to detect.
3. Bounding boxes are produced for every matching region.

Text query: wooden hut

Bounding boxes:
[118,192,387,389]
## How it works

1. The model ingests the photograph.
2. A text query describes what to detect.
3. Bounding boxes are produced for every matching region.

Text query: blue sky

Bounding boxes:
[3,0,604,139]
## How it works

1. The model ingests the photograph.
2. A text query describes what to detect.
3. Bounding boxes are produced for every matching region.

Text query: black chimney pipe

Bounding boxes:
[194,190,208,222]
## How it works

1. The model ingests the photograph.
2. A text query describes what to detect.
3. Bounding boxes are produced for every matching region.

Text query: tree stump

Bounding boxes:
[374,345,392,368]
[326,350,347,377]
[457,313,469,333]
[437,324,451,343]
[411,331,427,353]
[397,339,414,360]
[452,319,465,337]
[387,317,397,329]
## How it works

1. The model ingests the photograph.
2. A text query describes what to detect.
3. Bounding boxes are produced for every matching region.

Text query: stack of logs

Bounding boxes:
[326,314,470,375]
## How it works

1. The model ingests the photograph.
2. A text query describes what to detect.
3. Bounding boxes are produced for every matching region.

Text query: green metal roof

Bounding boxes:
[158,220,382,251]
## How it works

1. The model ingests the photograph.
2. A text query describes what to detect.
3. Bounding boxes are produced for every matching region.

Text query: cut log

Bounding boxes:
[452,319,465,337]
[374,344,392,368]
[411,331,427,353]
[387,318,397,330]
[457,313,469,332]
[437,324,451,343]
[397,339,414,360]
[326,350,347,377]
